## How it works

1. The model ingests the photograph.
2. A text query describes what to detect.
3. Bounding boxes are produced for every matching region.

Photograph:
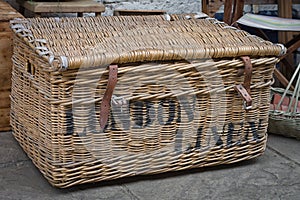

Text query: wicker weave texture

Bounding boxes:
[10,15,283,71]
[10,15,280,187]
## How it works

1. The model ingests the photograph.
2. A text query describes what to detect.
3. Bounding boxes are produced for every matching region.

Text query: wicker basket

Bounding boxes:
[268,63,300,139]
[10,15,284,188]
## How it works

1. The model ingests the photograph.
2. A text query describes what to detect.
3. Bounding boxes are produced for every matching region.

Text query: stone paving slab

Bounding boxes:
[0,132,299,200]
[0,132,28,166]
[123,148,300,200]
[267,133,300,165]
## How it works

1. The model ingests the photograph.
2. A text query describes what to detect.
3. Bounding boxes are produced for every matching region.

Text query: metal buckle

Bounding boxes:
[235,84,252,110]
[243,101,252,110]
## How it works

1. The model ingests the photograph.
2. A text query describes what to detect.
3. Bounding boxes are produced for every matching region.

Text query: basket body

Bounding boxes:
[10,15,281,187]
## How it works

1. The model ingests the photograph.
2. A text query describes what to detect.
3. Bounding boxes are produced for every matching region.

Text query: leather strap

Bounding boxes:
[241,56,252,95]
[235,84,252,109]
[235,56,253,110]
[100,65,118,129]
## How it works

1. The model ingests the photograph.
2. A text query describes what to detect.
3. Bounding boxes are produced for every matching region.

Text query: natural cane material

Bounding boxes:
[10,15,283,187]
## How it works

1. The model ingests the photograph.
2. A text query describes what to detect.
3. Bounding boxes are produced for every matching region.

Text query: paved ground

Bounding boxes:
[0,131,299,200]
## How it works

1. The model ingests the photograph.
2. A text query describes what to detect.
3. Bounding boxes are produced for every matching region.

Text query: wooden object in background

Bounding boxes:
[113,9,166,16]
[18,0,105,17]
[0,1,23,132]
[201,0,224,17]
[202,0,300,17]
[278,0,295,80]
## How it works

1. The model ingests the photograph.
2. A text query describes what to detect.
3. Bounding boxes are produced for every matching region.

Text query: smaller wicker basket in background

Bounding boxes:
[269,63,300,140]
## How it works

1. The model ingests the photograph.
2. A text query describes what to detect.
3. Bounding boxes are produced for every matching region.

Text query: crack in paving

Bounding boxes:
[0,159,31,168]
[261,168,279,180]
[121,185,141,200]
[281,182,300,187]
[267,144,300,166]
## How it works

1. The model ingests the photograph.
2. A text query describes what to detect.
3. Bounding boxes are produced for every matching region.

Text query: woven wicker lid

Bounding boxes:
[10,15,285,71]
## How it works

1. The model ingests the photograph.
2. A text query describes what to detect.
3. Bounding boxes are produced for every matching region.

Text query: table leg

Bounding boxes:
[278,0,295,80]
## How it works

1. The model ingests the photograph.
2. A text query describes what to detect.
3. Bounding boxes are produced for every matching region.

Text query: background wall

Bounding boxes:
[5,0,202,16]
[99,0,201,16]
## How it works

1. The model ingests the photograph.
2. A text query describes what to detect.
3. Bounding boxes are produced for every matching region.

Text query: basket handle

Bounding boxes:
[276,63,300,116]
[99,65,118,129]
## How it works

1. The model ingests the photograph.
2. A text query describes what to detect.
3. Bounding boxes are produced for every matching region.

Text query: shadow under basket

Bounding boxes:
[10,15,283,188]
